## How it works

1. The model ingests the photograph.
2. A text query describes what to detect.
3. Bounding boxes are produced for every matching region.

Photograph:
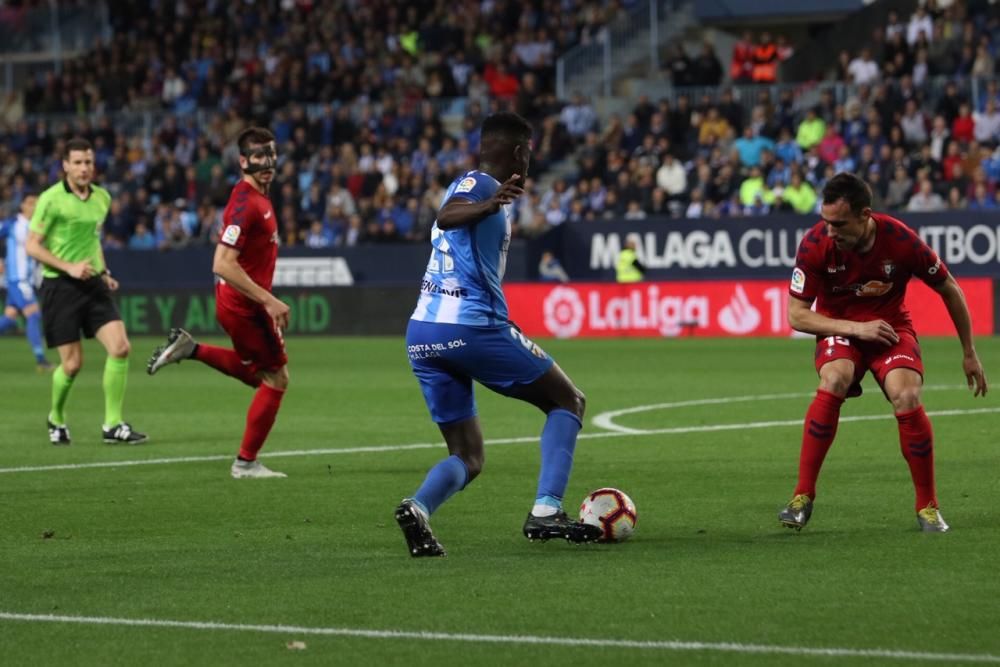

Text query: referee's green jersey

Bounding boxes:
[30,180,111,279]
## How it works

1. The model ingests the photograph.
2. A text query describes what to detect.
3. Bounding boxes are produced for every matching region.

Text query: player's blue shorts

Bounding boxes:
[5,280,37,311]
[406,319,555,424]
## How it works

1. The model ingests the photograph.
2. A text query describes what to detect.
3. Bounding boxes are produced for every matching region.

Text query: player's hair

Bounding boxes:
[480,112,533,147]
[64,137,93,158]
[822,172,872,214]
[237,127,276,154]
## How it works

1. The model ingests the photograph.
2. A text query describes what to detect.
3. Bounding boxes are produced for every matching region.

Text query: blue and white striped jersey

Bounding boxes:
[410,170,512,327]
[1,214,35,283]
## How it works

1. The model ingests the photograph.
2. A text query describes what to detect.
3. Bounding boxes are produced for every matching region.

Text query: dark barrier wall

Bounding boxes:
[105,242,530,288]
[541,211,1000,282]
[116,287,417,336]
[105,212,1000,288]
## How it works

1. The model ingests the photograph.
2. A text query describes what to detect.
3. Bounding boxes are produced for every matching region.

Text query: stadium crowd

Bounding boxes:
[0,0,998,252]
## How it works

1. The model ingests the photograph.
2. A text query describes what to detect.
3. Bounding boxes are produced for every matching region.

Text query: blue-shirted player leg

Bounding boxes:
[533,408,583,514]
[0,312,15,333]
[412,454,469,516]
[26,312,50,368]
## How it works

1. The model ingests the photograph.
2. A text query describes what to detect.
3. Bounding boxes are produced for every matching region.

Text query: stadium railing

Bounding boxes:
[640,75,1000,117]
[556,0,693,101]
[0,1,111,91]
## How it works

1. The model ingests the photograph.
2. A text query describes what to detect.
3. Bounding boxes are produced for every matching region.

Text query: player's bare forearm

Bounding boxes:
[787,297,858,337]
[933,276,976,355]
[212,244,273,306]
[787,297,899,344]
[435,199,498,230]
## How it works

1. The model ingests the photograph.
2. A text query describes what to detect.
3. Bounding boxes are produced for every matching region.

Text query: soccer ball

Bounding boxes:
[579,487,637,543]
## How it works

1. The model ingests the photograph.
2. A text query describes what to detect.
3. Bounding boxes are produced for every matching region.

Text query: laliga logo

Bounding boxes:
[717,284,761,335]
[543,287,585,338]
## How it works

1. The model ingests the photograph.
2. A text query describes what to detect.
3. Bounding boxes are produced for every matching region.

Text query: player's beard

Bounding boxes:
[253,171,274,195]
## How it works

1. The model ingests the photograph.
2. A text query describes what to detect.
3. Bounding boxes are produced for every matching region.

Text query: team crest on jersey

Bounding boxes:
[455,177,477,194]
[222,225,241,245]
[882,261,895,277]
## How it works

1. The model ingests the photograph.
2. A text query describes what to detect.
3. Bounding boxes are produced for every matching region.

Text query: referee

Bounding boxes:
[25,137,147,445]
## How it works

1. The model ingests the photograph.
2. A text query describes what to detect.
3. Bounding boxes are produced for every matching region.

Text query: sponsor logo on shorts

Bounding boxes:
[454,177,476,194]
[884,354,915,364]
[222,225,241,245]
[790,268,806,294]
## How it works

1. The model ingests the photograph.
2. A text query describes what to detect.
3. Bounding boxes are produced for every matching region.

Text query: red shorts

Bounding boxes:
[215,297,287,375]
[814,330,923,398]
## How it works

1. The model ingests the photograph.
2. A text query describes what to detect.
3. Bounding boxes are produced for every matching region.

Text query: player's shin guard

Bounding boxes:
[896,405,937,510]
[535,409,582,506]
[193,344,260,387]
[793,389,844,499]
[103,356,129,427]
[413,455,469,516]
[238,383,285,461]
[50,365,76,425]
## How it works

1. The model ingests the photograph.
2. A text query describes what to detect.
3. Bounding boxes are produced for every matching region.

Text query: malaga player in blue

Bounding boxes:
[0,194,52,371]
[396,112,600,557]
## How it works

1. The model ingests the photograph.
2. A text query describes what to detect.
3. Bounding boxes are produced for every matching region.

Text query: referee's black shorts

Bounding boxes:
[39,275,122,348]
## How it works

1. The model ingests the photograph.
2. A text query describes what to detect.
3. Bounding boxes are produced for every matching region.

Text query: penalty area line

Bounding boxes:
[0,612,998,663]
[0,407,996,476]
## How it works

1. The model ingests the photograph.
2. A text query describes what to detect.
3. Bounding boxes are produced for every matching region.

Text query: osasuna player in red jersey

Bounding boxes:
[779,172,987,532]
[147,127,291,479]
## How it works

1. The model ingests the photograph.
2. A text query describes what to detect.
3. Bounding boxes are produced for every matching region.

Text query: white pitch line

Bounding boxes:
[0,612,997,663]
[0,392,992,477]
[591,384,973,433]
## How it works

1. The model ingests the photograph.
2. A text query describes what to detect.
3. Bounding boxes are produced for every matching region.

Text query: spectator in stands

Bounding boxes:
[560,92,598,140]
[733,125,776,168]
[730,31,755,83]
[690,42,723,87]
[952,104,975,144]
[796,108,825,151]
[907,179,946,212]
[778,170,816,214]
[739,166,774,209]
[664,44,692,88]
[655,154,687,201]
[698,107,732,148]
[538,250,570,283]
[886,165,915,211]
[847,48,880,85]
[973,100,1000,144]
[906,6,934,46]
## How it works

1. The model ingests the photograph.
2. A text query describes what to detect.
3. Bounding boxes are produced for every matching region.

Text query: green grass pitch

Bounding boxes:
[0,335,998,666]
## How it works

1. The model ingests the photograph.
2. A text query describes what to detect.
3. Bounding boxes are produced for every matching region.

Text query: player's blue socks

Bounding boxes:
[535,408,582,505]
[0,314,16,333]
[413,454,469,516]
[26,312,45,361]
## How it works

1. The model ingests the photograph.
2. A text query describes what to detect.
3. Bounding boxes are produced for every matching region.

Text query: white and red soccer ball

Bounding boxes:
[579,487,637,542]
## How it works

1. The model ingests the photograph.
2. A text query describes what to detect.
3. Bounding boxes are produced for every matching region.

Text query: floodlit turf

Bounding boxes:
[0,335,997,666]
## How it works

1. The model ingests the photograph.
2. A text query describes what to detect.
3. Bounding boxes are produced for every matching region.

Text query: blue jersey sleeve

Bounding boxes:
[445,173,496,205]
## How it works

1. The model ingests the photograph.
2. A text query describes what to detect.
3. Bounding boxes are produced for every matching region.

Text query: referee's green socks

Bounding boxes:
[103,356,129,427]
[49,365,76,425]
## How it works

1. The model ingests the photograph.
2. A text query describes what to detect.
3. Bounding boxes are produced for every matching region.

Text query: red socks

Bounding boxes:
[896,406,937,510]
[193,344,260,387]
[238,383,285,462]
[793,389,844,499]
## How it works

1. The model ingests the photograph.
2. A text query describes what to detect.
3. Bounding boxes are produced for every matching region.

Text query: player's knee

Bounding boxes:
[890,387,922,412]
[261,366,289,390]
[108,339,131,358]
[463,452,484,481]
[564,388,586,419]
[61,359,82,376]
[818,375,852,397]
